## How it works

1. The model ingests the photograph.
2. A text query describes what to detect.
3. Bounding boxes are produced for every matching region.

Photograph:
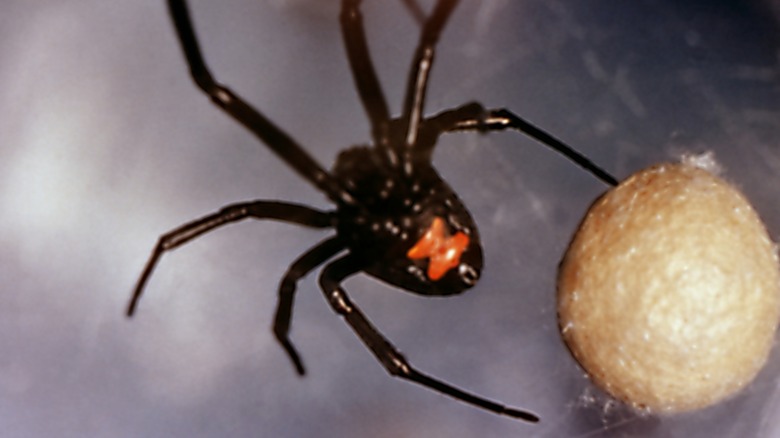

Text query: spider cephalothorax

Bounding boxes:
[127,0,616,423]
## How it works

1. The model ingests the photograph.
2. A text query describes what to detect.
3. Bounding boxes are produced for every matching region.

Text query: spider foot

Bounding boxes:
[274,332,307,376]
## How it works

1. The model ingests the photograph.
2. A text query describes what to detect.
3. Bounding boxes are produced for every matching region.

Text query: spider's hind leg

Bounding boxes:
[273,237,345,375]
[318,255,539,422]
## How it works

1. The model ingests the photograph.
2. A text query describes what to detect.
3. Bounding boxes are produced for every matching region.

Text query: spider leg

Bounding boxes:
[400,0,426,24]
[341,0,391,149]
[318,255,540,422]
[273,236,345,376]
[399,0,459,155]
[167,0,352,205]
[427,102,619,186]
[126,201,335,317]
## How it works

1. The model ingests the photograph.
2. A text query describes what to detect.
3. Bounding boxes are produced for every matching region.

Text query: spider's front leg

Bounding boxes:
[399,0,459,150]
[427,103,619,187]
[318,255,540,422]
[167,0,351,204]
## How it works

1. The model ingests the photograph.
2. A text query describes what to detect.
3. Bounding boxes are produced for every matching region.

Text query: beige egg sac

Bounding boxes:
[558,160,780,413]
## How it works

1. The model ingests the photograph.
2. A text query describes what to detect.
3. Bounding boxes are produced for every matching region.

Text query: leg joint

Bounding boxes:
[326,288,353,315]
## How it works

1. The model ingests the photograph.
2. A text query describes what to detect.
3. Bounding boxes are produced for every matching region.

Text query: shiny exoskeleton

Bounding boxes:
[127,0,617,423]
[333,143,482,296]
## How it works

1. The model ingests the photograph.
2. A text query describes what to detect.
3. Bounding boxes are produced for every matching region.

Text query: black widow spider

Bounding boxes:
[127,0,617,423]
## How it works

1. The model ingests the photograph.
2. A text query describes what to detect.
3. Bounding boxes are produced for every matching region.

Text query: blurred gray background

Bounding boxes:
[1,0,779,436]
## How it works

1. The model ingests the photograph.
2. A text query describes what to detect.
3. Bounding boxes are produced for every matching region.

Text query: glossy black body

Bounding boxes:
[333,144,482,296]
[126,0,616,423]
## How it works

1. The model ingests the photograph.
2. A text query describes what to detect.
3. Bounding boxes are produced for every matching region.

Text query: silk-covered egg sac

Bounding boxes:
[558,158,780,413]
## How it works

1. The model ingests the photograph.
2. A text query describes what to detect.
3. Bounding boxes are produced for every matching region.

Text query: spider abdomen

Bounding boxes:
[332,146,483,296]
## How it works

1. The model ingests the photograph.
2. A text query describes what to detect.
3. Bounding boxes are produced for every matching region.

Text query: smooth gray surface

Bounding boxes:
[1,1,779,436]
